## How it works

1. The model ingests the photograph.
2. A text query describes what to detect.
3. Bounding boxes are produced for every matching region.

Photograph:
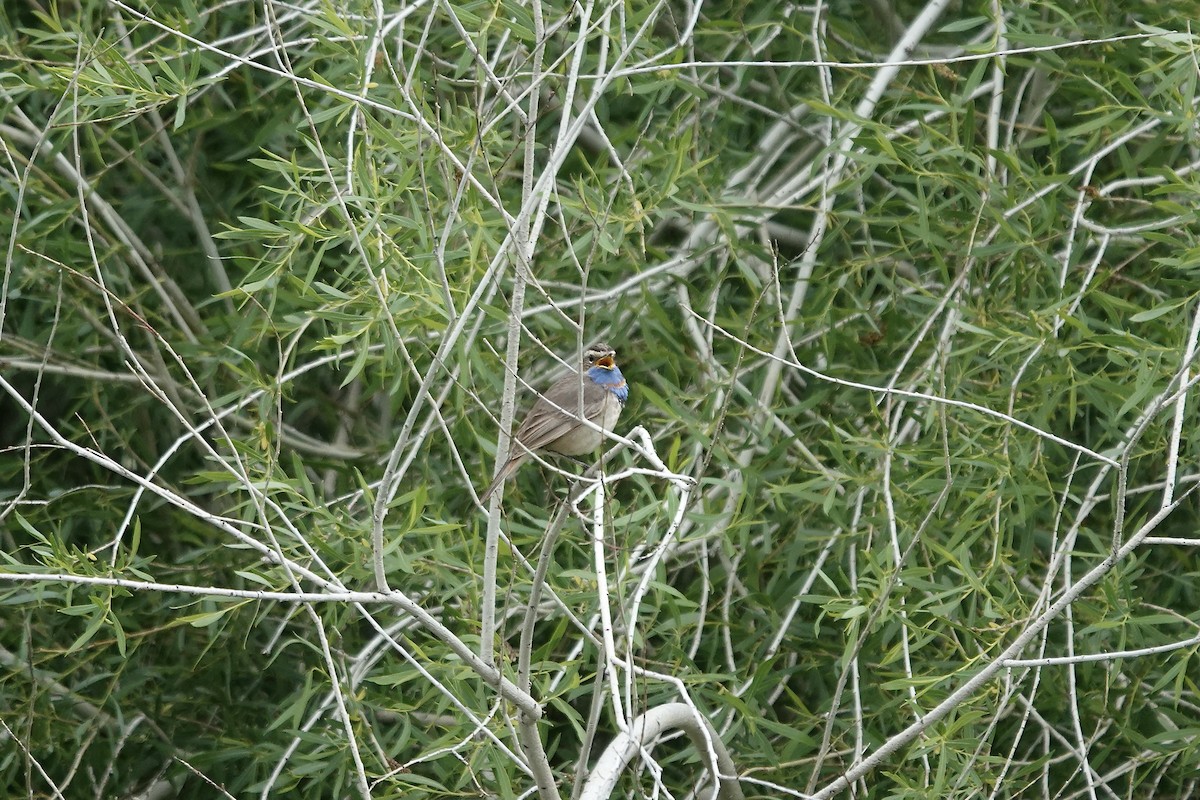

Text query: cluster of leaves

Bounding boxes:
[2,0,1200,797]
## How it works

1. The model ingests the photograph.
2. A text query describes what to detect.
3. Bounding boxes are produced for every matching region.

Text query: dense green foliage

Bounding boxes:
[3,1,1200,797]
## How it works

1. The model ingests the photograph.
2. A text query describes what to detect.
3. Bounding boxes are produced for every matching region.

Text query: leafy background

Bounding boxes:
[3,0,1200,798]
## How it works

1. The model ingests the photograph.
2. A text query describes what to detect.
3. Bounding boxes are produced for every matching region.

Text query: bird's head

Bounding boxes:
[584,342,617,370]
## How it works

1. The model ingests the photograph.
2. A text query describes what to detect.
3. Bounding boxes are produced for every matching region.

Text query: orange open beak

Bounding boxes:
[595,355,615,369]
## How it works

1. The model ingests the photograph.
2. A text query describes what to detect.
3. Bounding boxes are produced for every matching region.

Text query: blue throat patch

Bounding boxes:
[588,365,629,404]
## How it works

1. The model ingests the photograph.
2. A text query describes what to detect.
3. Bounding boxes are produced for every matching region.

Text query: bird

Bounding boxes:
[480,342,628,502]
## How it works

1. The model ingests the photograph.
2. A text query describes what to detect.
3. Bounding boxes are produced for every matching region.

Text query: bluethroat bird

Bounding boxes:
[480,342,628,502]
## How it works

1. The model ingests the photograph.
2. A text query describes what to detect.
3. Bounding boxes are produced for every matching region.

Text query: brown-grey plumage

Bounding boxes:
[480,342,628,502]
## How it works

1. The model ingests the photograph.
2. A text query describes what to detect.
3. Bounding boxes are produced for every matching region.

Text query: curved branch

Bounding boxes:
[580,703,744,800]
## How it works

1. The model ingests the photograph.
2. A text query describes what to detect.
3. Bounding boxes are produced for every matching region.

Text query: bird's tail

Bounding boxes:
[479,455,525,503]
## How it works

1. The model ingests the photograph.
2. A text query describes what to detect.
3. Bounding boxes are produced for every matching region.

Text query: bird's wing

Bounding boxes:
[514,373,604,451]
